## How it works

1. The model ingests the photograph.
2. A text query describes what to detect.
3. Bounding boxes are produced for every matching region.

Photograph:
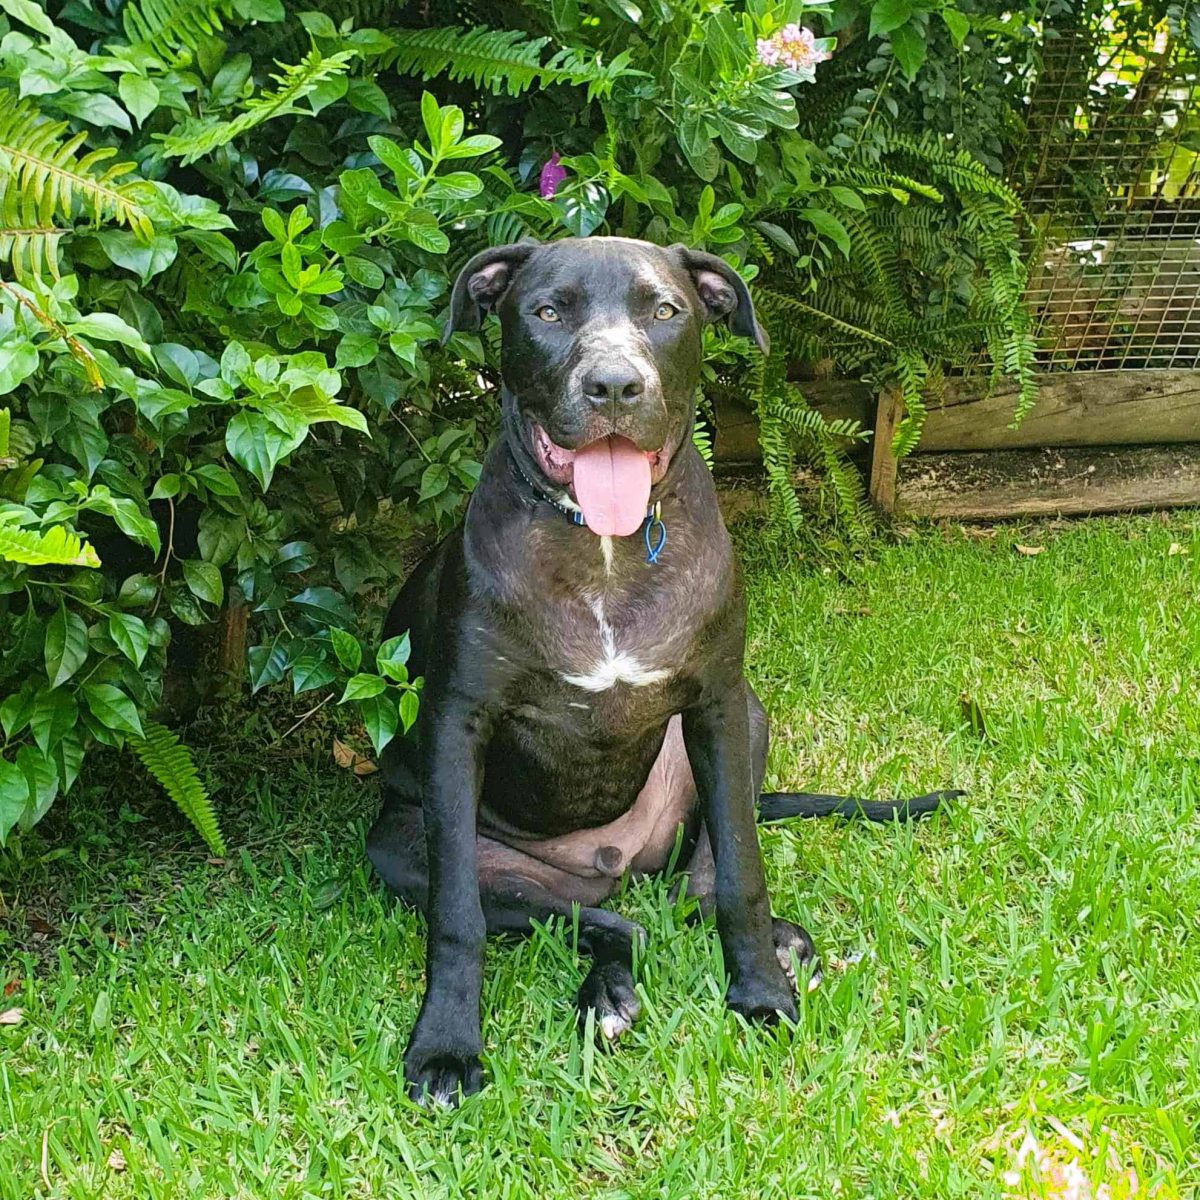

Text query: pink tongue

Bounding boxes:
[571,436,652,537]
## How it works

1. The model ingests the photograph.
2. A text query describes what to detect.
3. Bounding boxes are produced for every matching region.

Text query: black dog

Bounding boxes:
[368,237,953,1105]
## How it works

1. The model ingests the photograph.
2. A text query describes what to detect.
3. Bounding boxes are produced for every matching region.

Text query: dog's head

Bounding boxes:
[443,237,767,536]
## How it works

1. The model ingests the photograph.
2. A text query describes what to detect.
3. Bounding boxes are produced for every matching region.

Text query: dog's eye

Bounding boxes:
[654,303,678,321]
[535,306,560,323]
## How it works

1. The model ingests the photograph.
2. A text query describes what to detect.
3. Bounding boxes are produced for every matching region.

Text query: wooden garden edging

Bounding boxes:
[712,370,1200,520]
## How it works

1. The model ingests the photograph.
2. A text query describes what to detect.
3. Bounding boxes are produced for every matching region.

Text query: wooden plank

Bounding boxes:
[897,443,1200,520]
[869,387,904,513]
[920,369,1200,452]
[711,397,763,463]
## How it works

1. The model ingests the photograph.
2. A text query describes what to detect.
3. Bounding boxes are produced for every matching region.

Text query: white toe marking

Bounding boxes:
[777,943,821,992]
[599,1011,631,1040]
[776,947,797,986]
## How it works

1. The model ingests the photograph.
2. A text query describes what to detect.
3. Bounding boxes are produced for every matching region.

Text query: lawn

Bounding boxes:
[2,514,1198,1199]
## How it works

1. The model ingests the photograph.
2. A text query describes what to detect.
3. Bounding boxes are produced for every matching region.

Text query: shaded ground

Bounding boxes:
[2,514,1198,1199]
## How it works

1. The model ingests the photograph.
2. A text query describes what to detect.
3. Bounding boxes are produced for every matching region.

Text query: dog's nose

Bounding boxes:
[582,363,645,403]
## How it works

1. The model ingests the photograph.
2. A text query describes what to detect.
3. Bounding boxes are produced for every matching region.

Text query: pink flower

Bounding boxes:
[538,152,567,200]
[756,37,781,66]
[755,24,832,76]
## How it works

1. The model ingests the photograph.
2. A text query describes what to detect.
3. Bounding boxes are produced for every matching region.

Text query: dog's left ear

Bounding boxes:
[442,241,539,345]
[672,246,769,355]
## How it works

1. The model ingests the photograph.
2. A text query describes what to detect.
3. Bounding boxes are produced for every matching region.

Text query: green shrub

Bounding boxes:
[1,0,1042,847]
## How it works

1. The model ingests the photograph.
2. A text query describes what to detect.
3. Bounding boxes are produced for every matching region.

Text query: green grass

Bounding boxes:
[2,514,1199,1199]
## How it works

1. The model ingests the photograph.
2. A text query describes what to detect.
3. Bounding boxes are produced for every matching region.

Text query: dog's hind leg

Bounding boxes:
[368,790,645,1042]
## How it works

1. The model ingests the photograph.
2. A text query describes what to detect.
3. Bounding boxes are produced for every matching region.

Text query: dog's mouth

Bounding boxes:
[531,424,669,537]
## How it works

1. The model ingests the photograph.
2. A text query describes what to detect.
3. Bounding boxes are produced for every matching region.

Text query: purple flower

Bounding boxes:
[538,152,567,199]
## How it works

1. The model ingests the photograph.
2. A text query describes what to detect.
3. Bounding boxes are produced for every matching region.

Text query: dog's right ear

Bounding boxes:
[442,242,539,345]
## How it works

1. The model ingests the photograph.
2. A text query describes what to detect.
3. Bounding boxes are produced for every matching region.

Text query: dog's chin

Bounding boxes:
[529,423,671,499]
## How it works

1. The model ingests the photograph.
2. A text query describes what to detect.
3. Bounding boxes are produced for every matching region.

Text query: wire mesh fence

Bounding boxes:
[1015,4,1200,372]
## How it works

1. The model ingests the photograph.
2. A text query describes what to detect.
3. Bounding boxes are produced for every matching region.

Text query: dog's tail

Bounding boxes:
[757,789,963,823]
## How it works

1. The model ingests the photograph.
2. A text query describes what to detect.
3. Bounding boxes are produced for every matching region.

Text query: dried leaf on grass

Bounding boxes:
[333,737,377,775]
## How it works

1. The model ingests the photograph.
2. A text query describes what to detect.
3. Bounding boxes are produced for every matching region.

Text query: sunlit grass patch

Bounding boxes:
[2,513,1198,1198]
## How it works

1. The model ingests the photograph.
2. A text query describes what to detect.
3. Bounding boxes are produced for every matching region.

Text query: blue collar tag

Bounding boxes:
[572,503,665,564]
[510,446,666,564]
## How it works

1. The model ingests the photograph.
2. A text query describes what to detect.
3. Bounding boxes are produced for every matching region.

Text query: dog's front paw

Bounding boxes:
[726,964,798,1025]
[403,1036,483,1108]
[773,917,822,994]
[577,960,641,1043]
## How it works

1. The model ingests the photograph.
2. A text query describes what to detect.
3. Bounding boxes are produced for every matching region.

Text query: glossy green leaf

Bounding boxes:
[377,632,411,682]
[30,687,77,756]
[358,692,399,755]
[340,673,386,702]
[399,688,419,733]
[109,613,150,668]
[890,23,928,80]
[291,654,336,694]
[869,0,914,37]
[81,684,144,738]
[290,586,356,630]
[44,604,88,688]
[183,560,224,607]
[249,642,290,693]
[330,628,362,672]
[0,757,29,845]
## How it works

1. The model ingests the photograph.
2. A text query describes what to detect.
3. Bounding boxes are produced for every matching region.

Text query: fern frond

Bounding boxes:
[745,226,775,266]
[757,286,896,348]
[0,225,67,282]
[835,166,943,202]
[842,211,907,326]
[130,720,225,855]
[120,0,236,63]
[0,94,153,282]
[158,49,356,165]
[758,412,806,534]
[379,26,635,100]
[774,382,872,538]
[890,132,1023,211]
[0,517,101,567]
[747,355,872,539]
[692,418,714,467]
[890,348,928,458]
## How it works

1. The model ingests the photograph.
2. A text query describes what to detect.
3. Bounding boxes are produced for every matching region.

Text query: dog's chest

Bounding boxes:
[552,587,665,692]
[526,536,705,696]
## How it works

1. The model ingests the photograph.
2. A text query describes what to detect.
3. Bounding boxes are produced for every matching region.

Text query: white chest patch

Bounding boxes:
[559,594,670,693]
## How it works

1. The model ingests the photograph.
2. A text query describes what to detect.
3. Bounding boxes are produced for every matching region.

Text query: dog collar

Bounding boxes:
[507,446,667,564]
